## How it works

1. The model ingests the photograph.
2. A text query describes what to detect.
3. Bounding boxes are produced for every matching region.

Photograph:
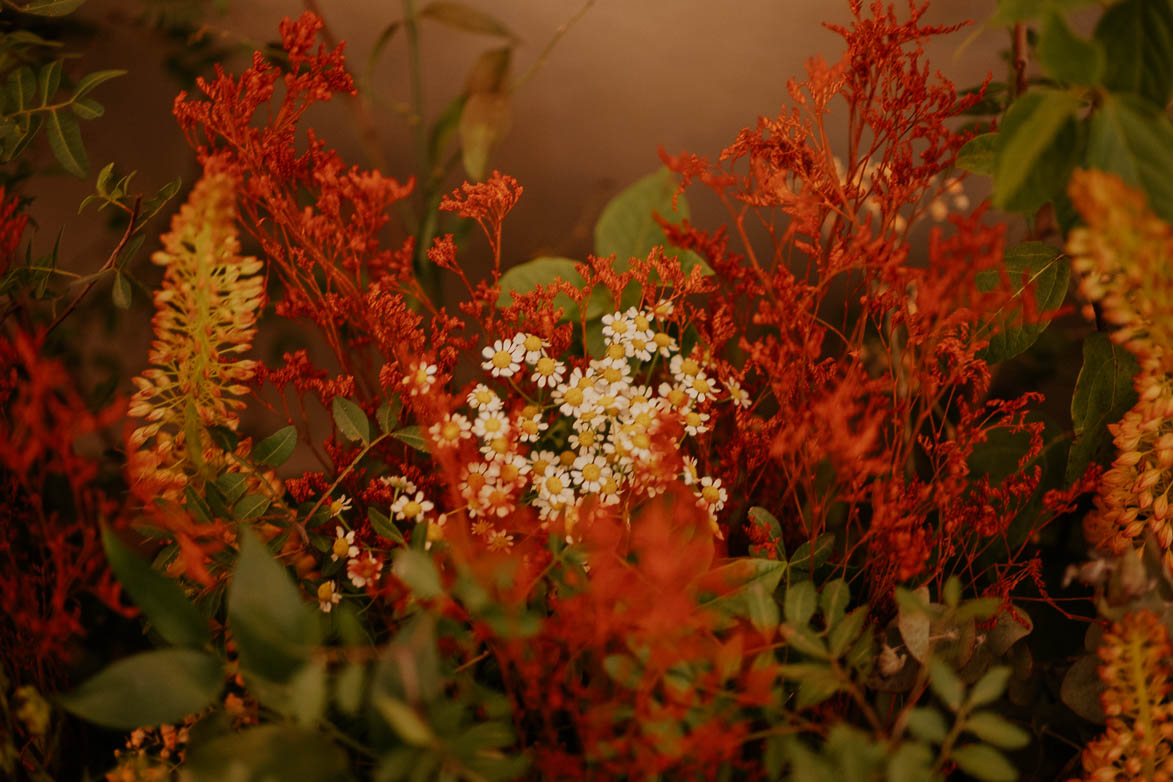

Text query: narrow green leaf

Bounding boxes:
[9,66,35,113]
[234,493,272,521]
[17,0,87,16]
[391,425,428,453]
[820,579,850,627]
[1086,93,1173,225]
[214,472,247,505]
[744,580,780,636]
[141,176,182,221]
[377,401,399,435]
[828,604,869,657]
[37,59,61,105]
[956,132,998,176]
[101,526,210,648]
[419,1,517,39]
[965,711,1031,749]
[968,666,1012,707]
[905,707,949,744]
[59,649,222,729]
[332,396,370,444]
[950,744,1017,782]
[229,530,320,681]
[253,425,297,466]
[1038,13,1105,85]
[45,108,87,177]
[788,533,834,573]
[793,668,842,710]
[459,89,510,182]
[111,272,131,309]
[992,88,1081,213]
[368,507,406,544]
[1067,332,1139,482]
[374,695,436,746]
[928,657,964,711]
[72,68,126,100]
[70,97,103,119]
[785,580,817,627]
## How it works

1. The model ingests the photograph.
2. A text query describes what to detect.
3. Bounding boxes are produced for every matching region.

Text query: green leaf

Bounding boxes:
[214,472,247,505]
[496,256,609,321]
[829,605,869,657]
[377,401,400,435]
[17,0,86,16]
[906,707,949,744]
[886,741,936,782]
[253,425,297,466]
[37,59,61,105]
[968,666,1012,707]
[956,132,998,176]
[101,526,210,648]
[1095,0,1173,107]
[332,396,370,444]
[234,494,272,521]
[419,1,517,39]
[391,425,428,453]
[950,744,1017,782]
[141,176,182,222]
[1059,654,1107,723]
[1085,92,1173,225]
[788,533,834,574]
[992,0,1095,23]
[744,580,780,636]
[820,579,850,627]
[965,711,1031,749]
[45,108,87,177]
[228,530,320,681]
[8,66,35,113]
[929,657,964,711]
[392,548,443,599]
[459,90,510,182]
[794,668,842,710]
[111,271,131,309]
[785,580,817,627]
[59,649,222,729]
[374,695,437,746]
[368,507,406,544]
[183,725,348,782]
[975,241,1068,363]
[594,168,712,305]
[70,97,103,119]
[71,68,125,100]
[992,88,1081,213]
[1038,13,1105,85]
[1067,332,1140,482]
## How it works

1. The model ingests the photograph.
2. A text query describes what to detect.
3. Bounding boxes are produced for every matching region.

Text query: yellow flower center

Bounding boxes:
[692,377,711,394]
[483,417,502,433]
[685,412,702,428]
[634,315,650,330]
[332,537,351,558]
[560,449,577,467]
[606,343,626,360]
[475,389,494,404]
[491,350,512,369]
[581,463,601,482]
[611,320,629,334]
[501,463,520,482]
[532,458,551,476]
[545,476,565,494]
[536,356,556,376]
[441,421,461,441]
[578,430,597,447]
[402,500,422,518]
[602,368,622,383]
[680,358,700,377]
[524,334,543,352]
[702,486,721,504]
[317,582,335,601]
[654,332,672,348]
[667,388,687,407]
[633,432,651,450]
[564,387,584,406]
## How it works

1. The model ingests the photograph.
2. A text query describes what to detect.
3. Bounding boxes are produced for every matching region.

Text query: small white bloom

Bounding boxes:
[317,581,341,613]
[467,383,503,412]
[403,361,438,396]
[472,409,510,441]
[531,355,565,388]
[331,526,358,561]
[429,413,473,447]
[481,337,523,378]
[391,490,434,522]
[519,332,548,364]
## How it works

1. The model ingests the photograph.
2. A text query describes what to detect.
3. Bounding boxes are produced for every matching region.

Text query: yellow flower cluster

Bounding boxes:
[1068,170,1173,567]
[1074,610,1173,781]
[126,166,264,500]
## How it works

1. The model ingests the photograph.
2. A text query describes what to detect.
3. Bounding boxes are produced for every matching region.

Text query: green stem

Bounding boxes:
[301,432,391,533]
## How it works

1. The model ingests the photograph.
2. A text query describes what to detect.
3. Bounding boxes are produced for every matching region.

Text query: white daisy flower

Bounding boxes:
[726,378,751,408]
[403,361,438,396]
[481,336,523,378]
[601,311,634,343]
[571,453,611,494]
[472,409,510,440]
[697,476,728,513]
[347,553,382,589]
[429,413,473,447]
[317,581,341,613]
[531,355,565,388]
[391,490,434,522]
[519,333,547,364]
[331,526,358,561]
[467,383,503,412]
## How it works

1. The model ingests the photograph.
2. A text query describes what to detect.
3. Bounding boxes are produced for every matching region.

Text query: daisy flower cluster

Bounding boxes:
[429,302,747,549]
[314,476,439,612]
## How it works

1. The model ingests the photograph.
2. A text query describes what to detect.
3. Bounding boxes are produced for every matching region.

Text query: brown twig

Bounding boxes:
[1012,23,1028,98]
[43,196,141,341]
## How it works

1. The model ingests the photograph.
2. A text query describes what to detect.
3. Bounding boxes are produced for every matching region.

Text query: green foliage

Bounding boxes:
[252,425,298,467]
[992,89,1083,214]
[332,396,371,444]
[496,256,609,320]
[59,649,223,729]
[1067,332,1140,482]
[101,525,211,648]
[1094,0,1173,107]
[975,241,1068,363]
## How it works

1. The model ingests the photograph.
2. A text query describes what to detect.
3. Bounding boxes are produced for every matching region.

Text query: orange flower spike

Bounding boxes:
[127,163,265,500]
[1076,610,1173,781]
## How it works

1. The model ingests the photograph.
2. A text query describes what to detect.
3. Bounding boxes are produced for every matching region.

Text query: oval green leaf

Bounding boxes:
[332,396,370,444]
[253,425,297,467]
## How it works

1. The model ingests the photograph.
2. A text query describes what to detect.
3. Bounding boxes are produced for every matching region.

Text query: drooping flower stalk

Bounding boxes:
[127,160,264,501]
[1068,170,1173,567]
[1075,610,1173,781]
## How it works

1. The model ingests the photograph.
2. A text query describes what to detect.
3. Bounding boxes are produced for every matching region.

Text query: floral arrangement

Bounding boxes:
[5,0,1173,780]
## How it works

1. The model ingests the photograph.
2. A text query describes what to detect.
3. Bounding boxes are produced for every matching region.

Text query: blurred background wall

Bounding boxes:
[29,0,1005,274]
